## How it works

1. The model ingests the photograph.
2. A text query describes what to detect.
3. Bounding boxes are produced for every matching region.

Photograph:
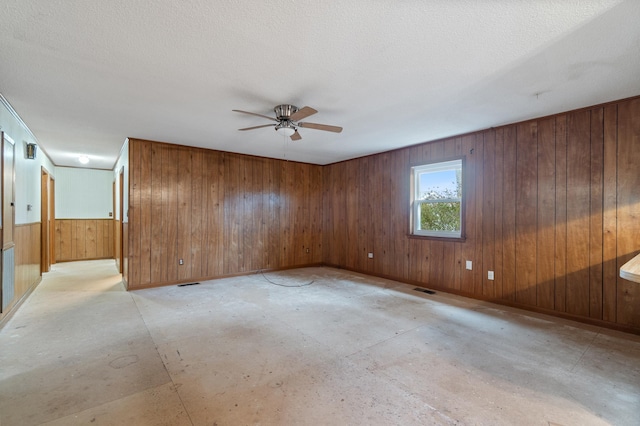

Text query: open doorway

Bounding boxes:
[117,167,124,273]
[40,168,54,273]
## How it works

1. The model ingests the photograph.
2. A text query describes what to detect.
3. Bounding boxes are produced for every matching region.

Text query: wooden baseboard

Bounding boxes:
[55,256,115,263]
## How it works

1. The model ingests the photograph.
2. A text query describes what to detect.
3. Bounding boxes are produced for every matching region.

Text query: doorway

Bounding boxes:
[40,168,55,273]
[118,167,124,273]
[1,133,15,313]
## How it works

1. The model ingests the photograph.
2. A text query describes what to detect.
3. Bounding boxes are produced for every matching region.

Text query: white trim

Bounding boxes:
[0,94,38,143]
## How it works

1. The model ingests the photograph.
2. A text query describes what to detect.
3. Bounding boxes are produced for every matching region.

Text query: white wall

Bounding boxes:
[55,167,113,219]
[113,139,129,223]
[0,95,56,225]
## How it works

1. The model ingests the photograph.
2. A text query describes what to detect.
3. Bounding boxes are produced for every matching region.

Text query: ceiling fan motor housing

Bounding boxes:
[274,104,298,120]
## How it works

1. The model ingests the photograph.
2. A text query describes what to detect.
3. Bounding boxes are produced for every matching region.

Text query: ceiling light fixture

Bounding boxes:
[78,155,90,164]
[275,120,296,137]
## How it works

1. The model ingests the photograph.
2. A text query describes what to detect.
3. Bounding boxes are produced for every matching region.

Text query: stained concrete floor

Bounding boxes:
[1,260,639,425]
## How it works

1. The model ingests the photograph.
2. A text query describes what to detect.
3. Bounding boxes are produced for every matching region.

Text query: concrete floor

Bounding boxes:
[1,260,639,425]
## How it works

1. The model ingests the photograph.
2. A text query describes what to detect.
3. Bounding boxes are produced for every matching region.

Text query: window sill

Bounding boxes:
[407,233,466,243]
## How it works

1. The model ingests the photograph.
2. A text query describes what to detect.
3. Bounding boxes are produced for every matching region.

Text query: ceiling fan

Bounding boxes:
[233,104,342,141]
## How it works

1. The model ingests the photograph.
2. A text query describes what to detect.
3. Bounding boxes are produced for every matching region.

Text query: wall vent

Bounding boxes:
[414,287,436,295]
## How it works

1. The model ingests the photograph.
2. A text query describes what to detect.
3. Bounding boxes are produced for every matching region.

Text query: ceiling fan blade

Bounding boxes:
[290,131,302,141]
[290,106,317,122]
[298,122,343,133]
[232,109,277,122]
[238,124,276,131]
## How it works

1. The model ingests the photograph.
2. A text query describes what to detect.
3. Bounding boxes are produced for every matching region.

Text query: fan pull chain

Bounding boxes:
[283,131,288,160]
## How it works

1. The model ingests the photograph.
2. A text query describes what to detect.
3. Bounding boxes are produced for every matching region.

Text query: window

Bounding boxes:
[410,158,463,239]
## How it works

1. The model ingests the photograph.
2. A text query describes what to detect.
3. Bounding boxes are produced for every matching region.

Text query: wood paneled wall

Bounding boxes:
[323,97,640,330]
[1,223,41,322]
[114,219,121,272]
[127,139,323,289]
[122,222,128,287]
[55,219,114,262]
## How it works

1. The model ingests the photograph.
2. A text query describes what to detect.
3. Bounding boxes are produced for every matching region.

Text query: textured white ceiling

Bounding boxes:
[1,0,639,169]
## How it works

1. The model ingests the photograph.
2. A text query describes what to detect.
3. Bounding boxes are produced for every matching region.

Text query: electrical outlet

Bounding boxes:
[306,248,310,253]
[488,271,494,280]
[466,260,472,270]
[179,259,184,265]
[368,252,374,259]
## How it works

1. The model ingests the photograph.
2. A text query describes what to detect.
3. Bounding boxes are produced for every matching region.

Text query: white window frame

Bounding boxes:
[410,158,463,239]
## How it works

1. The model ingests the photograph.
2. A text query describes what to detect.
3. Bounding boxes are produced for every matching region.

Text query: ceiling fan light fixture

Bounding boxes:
[276,126,296,137]
[275,120,296,137]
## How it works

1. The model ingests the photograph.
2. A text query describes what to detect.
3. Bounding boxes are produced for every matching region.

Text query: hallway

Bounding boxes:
[1,260,639,425]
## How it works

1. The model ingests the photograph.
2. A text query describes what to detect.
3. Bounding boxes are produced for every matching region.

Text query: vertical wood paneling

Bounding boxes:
[177,148,192,280]
[281,160,295,266]
[54,219,114,261]
[241,157,252,271]
[74,220,86,260]
[127,140,324,289]
[345,159,358,271]
[57,219,72,261]
[398,149,411,280]
[602,105,618,322]
[294,162,309,266]
[85,220,97,260]
[163,144,178,282]
[460,134,477,293]
[320,96,639,333]
[482,130,496,297]
[554,116,568,312]
[122,222,128,286]
[537,118,556,310]
[267,158,281,269]
[589,108,604,319]
[502,125,517,302]
[616,98,640,327]
[371,155,383,275]
[224,154,238,274]
[493,130,504,298]
[566,110,591,317]
[191,149,204,278]
[150,144,164,283]
[139,140,152,285]
[15,224,40,298]
[129,140,141,286]
[2,223,41,322]
[310,164,323,264]
[473,134,484,295]
[515,122,538,306]
[253,158,265,268]
[206,150,224,277]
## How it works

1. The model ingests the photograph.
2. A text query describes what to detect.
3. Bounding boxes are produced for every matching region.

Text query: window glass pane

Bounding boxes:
[417,169,461,200]
[418,201,461,232]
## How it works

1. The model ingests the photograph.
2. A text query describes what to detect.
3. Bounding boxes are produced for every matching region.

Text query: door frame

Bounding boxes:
[40,167,54,273]
[118,167,124,273]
